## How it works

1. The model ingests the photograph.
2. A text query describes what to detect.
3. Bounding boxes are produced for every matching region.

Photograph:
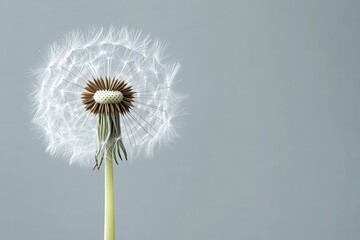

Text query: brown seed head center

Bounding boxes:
[81,77,135,115]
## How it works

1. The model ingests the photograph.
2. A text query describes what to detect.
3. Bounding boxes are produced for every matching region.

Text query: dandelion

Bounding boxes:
[31,26,183,240]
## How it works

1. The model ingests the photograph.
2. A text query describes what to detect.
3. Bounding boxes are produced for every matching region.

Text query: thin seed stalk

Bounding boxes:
[96,113,127,239]
[104,146,115,240]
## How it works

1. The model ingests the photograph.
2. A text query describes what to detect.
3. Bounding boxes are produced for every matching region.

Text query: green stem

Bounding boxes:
[104,150,115,240]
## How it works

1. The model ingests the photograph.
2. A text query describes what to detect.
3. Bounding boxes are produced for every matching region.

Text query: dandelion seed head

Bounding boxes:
[32,26,184,168]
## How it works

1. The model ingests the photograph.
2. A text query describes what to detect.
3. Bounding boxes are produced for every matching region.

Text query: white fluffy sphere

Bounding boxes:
[32,26,183,167]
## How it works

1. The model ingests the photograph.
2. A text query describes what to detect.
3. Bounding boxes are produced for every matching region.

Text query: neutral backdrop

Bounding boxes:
[1,0,360,239]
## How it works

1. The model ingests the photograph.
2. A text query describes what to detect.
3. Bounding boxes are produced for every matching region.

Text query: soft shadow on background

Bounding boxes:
[1,0,360,239]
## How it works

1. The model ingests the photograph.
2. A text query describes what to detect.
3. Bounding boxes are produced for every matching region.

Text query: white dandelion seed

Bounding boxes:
[31,26,183,169]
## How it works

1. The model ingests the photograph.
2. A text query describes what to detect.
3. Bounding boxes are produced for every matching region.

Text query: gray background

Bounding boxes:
[1,0,360,239]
